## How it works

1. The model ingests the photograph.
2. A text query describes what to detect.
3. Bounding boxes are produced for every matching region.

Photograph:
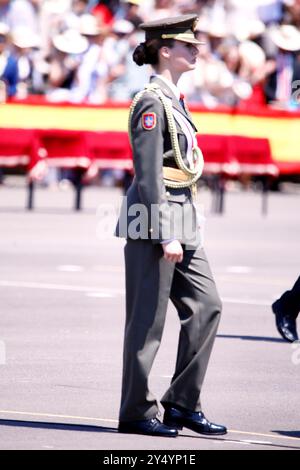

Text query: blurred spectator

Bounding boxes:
[255,0,284,25]
[91,0,115,25]
[0,0,41,34]
[106,18,134,99]
[108,20,149,99]
[283,0,300,27]
[207,20,228,58]
[237,40,268,107]
[226,0,282,32]
[64,0,91,30]
[174,0,200,14]
[211,39,254,106]
[11,26,41,98]
[39,0,71,56]
[0,22,18,98]
[151,0,178,20]
[46,28,88,101]
[0,0,298,109]
[116,0,145,27]
[264,24,300,108]
[69,14,110,103]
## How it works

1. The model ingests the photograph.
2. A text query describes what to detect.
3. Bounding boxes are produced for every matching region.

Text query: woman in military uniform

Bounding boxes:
[116,14,227,438]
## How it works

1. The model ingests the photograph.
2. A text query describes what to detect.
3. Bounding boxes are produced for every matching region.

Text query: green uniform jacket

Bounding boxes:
[116,76,201,248]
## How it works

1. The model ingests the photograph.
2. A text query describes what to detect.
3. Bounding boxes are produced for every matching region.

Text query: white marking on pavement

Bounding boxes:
[0,409,117,424]
[0,280,273,306]
[86,293,114,298]
[226,266,253,274]
[242,440,272,445]
[57,265,84,272]
[93,266,123,273]
[0,410,299,445]
[224,440,250,445]
[0,280,124,296]
[229,429,300,442]
[216,275,292,287]
[221,297,271,306]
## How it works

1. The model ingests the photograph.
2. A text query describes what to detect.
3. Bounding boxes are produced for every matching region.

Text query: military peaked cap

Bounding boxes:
[140,14,204,45]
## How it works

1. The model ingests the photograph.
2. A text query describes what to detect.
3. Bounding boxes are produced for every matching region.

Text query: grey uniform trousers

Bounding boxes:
[119,239,222,422]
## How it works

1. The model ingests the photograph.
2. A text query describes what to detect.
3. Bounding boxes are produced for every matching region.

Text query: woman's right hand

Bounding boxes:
[162,240,183,263]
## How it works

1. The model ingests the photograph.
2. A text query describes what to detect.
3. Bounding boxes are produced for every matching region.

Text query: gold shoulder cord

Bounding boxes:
[128,83,204,198]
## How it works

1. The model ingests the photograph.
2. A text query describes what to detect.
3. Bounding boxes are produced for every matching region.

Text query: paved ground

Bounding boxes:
[0,179,300,450]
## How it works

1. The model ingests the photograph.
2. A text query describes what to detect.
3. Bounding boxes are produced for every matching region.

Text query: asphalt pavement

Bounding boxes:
[0,178,300,450]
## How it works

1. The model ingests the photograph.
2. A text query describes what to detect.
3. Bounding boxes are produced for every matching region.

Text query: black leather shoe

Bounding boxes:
[118,418,178,437]
[272,300,299,343]
[163,405,227,435]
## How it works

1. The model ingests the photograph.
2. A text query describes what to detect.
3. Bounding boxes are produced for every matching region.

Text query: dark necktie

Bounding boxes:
[179,93,192,122]
[179,93,185,110]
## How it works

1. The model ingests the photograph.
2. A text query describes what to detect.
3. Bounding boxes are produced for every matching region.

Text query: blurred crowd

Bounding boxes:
[0,0,300,109]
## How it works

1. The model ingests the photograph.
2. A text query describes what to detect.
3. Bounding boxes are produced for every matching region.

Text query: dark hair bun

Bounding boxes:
[133,43,147,66]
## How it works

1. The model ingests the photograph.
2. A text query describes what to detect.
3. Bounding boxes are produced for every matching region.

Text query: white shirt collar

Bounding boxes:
[152,74,181,101]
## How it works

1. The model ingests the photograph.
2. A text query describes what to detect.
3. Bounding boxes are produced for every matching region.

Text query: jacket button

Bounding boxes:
[149,228,154,233]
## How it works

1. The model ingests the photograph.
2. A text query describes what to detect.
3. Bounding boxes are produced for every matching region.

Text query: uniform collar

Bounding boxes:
[150,75,197,132]
[151,74,181,101]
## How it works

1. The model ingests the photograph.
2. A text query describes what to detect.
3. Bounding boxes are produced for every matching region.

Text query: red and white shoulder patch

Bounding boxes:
[142,112,157,130]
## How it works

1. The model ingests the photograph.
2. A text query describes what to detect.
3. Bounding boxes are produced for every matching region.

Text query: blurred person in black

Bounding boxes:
[272,276,300,342]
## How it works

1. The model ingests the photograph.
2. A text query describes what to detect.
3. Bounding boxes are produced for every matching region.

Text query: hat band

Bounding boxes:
[161,33,196,41]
